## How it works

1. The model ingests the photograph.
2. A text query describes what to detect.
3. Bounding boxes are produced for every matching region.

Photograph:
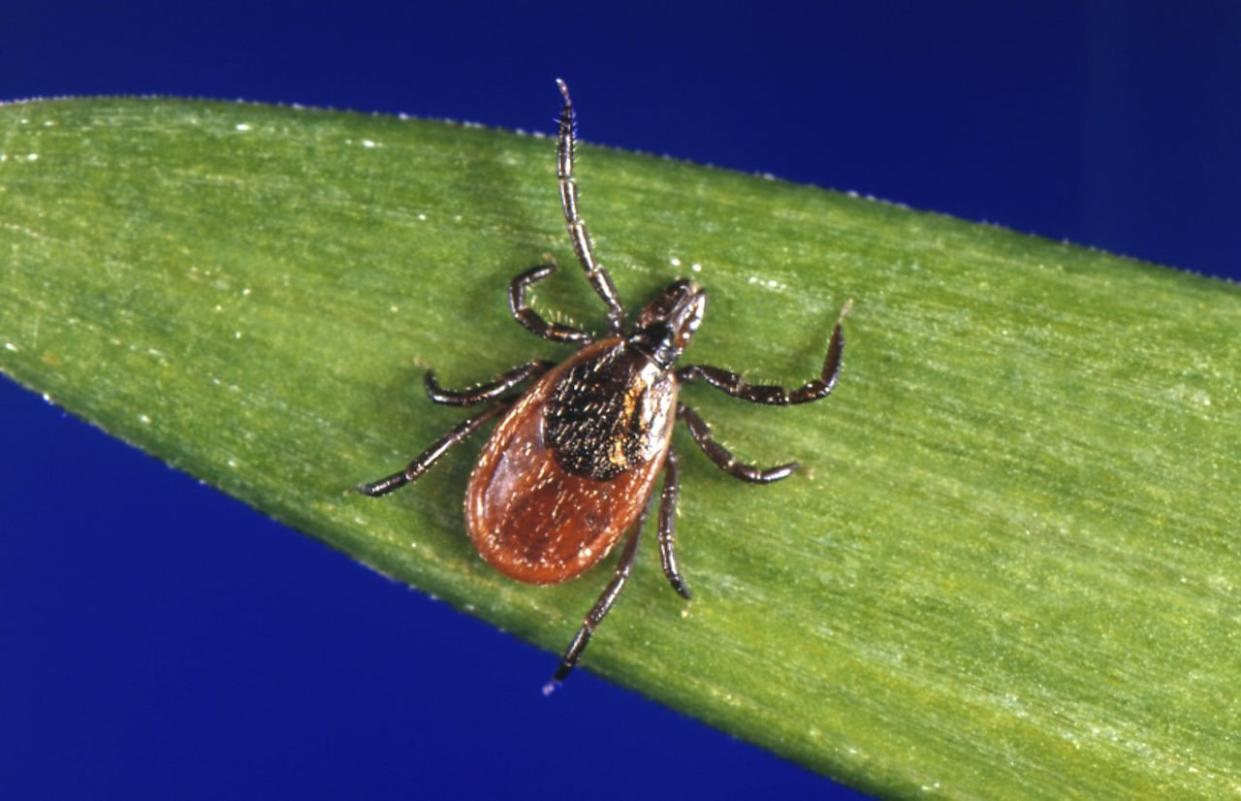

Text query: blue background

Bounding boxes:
[2,3,1238,799]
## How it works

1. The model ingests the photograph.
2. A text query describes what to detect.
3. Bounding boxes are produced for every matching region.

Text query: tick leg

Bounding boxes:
[545,495,653,690]
[509,264,592,345]
[356,403,508,496]
[677,301,850,405]
[678,402,798,483]
[555,79,625,333]
[424,360,554,407]
[657,450,692,599]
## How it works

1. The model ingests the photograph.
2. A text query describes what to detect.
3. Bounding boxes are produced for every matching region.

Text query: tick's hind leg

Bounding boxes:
[678,403,798,483]
[357,402,509,497]
[545,495,653,691]
[424,360,554,407]
[657,450,692,599]
[509,264,592,345]
[677,301,850,405]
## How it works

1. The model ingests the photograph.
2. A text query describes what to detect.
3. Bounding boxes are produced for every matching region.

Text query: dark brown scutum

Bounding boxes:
[545,343,671,480]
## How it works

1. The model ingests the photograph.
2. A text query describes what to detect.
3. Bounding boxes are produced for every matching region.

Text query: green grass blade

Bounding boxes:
[2,98,1238,799]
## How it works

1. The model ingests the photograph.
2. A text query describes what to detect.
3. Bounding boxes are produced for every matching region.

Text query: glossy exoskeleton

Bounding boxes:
[359,80,849,689]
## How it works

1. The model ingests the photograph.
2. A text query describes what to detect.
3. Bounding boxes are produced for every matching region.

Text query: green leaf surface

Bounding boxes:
[2,98,1238,799]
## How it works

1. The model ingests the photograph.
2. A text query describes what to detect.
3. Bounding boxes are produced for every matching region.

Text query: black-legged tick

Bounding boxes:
[359,79,849,689]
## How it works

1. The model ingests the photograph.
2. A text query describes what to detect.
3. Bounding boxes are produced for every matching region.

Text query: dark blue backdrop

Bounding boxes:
[2,4,1238,799]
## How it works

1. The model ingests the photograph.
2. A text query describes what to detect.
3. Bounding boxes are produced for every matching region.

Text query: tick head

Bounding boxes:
[630,280,707,368]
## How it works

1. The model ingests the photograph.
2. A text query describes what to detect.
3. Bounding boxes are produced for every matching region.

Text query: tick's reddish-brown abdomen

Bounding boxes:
[466,338,677,584]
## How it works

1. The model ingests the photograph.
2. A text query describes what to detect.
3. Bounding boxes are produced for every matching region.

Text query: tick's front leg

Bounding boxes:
[677,300,850,405]
[555,79,625,333]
